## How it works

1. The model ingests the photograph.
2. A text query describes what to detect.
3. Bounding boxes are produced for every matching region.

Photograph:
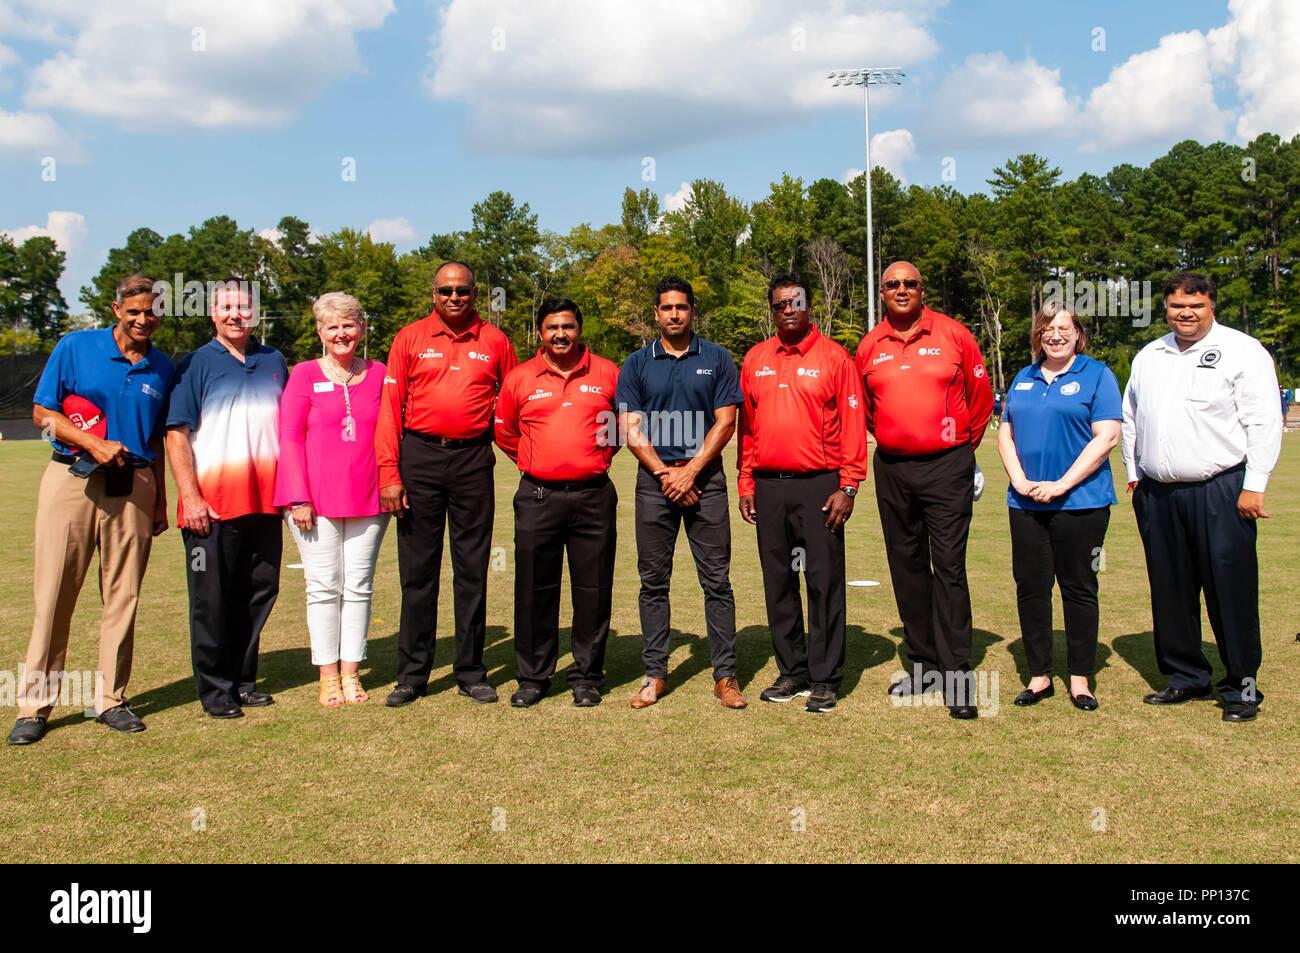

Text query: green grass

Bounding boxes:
[1,435,1297,863]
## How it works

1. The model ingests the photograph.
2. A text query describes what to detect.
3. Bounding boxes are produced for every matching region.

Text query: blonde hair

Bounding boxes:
[313,292,365,328]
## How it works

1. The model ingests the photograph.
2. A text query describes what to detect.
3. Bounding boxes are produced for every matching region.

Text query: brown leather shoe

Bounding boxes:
[631,676,669,709]
[714,676,747,709]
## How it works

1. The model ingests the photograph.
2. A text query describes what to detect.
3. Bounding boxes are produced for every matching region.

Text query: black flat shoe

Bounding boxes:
[237,691,274,707]
[1069,692,1099,711]
[1143,685,1212,705]
[1014,684,1055,706]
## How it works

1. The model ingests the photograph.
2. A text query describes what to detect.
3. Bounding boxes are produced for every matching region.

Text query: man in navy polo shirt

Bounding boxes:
[9,273,174,746]
[618,276,747,709]
[166,277,287,720]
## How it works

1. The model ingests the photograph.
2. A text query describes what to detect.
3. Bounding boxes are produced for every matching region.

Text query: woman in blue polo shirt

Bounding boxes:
[997,301,1122,711]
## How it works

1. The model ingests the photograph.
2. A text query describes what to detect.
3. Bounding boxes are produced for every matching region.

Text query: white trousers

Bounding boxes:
[286,513,390,665]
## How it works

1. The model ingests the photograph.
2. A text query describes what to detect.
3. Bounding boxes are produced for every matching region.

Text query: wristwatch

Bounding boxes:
[840,486,857,498]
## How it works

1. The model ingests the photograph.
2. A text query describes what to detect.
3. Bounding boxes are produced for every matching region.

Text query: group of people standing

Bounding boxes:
[7,260,1281,746]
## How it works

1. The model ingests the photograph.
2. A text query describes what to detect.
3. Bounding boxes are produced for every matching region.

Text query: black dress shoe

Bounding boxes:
[949,704,978,720]
[889,672,941,698]
[385,684,424,707]
[97,704,146,732]
[237,691,274,707]
[458,681,499,704]
[1222,701,1258,722]
[205,704,244,719]
[7,717,46,745]
[572,685,601,707]
[1014,683,1055,706]
[1069,692,1099,711]
[510,684,545,708]
[1143,685,1212,705]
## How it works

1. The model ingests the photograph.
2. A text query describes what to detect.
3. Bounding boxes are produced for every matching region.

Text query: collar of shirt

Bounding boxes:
[775,323,821,356]
[879,306,935,344]
[425,309,484,341]
[205,335,266,368]
[531,345,592,380]
[1029,353,1089,383]
[97,326,161,370]
[651,334,701,359]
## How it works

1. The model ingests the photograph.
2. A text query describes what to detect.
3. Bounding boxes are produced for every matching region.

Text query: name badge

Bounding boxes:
[1015,381,1034,390]
[313,382,335,393]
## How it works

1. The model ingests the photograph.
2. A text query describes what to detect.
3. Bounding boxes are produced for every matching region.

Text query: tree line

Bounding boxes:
[7,133,1297,388]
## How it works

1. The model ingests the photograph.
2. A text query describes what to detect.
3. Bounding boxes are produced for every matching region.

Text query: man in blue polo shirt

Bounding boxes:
[9,273,174,746]
[618,276,747,709]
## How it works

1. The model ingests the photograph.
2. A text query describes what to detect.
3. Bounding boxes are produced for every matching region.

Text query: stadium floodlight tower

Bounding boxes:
[827,67,905,331]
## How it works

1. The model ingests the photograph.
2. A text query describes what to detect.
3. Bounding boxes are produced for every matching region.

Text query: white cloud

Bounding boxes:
[425,0,943,156]
[869,128,915,183]
[1081,30,1234,151]
[841,168,863,185]
[1224,0,1300,141]
[365,216,417,245]
[927,52,1075,142]
[2,210,87,252]
[0,107,85,160]
[16,0,393,129]
[0,41,16,90]
[258,227,284,248]
[662,182,692,213]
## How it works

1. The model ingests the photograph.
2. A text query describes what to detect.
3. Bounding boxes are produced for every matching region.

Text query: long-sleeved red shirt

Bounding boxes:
[494,347,621,482]
[376,310,517,487]
[737,324,869,497]
[855,306,993,455]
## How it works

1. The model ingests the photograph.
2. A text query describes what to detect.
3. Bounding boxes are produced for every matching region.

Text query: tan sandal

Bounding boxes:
[319,674,344,708]
[340,673,369,704]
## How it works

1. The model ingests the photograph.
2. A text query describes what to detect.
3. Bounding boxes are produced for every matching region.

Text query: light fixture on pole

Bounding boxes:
[828,67,904,331]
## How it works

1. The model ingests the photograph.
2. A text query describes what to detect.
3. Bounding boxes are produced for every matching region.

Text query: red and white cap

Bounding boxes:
[62,395,107,438]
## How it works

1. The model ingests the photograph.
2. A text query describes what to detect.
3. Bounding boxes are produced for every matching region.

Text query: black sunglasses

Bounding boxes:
[883,279,921,290]
[436,285,474,297]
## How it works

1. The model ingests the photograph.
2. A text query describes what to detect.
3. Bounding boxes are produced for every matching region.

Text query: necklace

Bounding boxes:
[323,357,362,440]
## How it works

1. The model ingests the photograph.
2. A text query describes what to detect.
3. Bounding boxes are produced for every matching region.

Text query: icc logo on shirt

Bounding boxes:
[580,384,603,395]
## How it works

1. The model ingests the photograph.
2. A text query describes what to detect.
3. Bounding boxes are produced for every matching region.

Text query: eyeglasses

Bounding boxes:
[436,285,473,298]
[882,279,921,291]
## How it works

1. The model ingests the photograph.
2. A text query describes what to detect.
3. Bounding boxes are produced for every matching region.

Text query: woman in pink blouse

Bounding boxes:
[275,292,389,707]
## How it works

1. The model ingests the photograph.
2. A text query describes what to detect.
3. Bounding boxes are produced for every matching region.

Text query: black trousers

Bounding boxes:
[183,514,282,712]
[635,461,737,681]
[395,433,494,689]
[513,473,617,690]
[754,470,846,687]
[1008,505,1111,677]
[1132,465,1262,704]
[873,444,975,676]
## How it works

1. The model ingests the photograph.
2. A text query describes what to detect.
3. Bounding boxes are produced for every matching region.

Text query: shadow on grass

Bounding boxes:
[1111,631,1224,693]
[885,626,1005,672]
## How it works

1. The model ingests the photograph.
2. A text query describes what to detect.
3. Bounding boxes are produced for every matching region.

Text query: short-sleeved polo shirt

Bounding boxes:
[166,337,288,522]
[33,327,175,460]
[616,334,743,463]
[1004,353,1122,511]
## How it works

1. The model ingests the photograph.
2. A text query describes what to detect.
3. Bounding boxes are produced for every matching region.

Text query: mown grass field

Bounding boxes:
[1,435,1296,863]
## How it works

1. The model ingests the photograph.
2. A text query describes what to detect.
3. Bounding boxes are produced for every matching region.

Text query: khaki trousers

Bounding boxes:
[19,460,156,719]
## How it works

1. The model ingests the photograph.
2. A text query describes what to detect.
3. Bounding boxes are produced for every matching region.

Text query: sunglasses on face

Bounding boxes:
[436,285,474,297]
[883,279,921,290]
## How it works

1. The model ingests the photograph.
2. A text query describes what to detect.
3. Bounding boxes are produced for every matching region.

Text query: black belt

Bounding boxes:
[754,468,835,480]
[404,428,491,449]
[523,472,609,492]
[52,451,150,469]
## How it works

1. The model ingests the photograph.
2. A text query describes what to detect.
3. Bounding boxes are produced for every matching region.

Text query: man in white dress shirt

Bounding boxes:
[1122,272,1282,723]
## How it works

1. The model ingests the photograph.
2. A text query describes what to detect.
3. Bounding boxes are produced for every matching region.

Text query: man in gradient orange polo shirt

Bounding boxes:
[376,261,517,707]
[738,273,870,714]
[855,260,993,719]
[495,298,620,708]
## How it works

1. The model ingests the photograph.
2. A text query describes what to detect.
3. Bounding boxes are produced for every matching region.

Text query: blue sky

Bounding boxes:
[1,0,1296,311]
